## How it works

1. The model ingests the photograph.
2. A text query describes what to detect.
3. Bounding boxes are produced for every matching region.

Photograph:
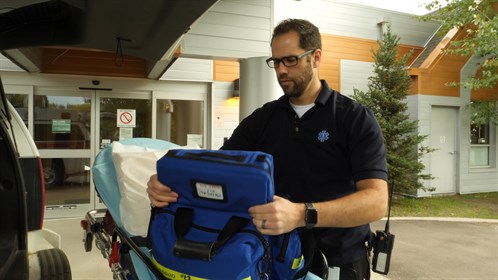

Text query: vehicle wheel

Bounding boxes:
[37,248,72,280]
[44,159,64,186]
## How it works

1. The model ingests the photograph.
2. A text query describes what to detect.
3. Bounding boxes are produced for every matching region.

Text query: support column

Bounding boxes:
[239,56,282,120]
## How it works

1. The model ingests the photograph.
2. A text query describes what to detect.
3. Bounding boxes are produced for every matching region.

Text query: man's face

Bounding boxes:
[271,31,313,99]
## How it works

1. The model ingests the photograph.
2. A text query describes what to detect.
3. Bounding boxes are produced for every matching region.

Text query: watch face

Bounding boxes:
[306,210,317,224]
[305,203,317,228]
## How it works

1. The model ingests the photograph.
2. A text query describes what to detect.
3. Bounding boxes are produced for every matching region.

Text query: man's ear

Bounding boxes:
[312,49,322,68]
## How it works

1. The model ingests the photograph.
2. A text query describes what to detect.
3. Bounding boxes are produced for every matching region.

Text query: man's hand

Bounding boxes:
[146,174,178,208]
[248,195,304,235]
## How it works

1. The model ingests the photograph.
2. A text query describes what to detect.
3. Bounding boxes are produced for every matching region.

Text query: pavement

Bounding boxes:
[46,217,498,280]
[369,217,498,280]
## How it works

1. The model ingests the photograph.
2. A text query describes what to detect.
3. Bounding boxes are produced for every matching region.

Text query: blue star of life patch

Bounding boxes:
[317,130,330,142]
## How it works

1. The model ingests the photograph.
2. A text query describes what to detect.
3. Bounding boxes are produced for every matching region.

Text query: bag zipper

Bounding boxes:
[166,150,273,179]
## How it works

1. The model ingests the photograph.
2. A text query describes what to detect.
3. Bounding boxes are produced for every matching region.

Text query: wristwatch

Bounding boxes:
[304,202,317,229]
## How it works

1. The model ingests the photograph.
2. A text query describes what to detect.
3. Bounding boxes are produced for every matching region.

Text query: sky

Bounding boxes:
[343,0,436,15]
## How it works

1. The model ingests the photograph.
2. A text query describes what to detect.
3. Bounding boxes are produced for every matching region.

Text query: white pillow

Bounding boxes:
[111,141,168,236]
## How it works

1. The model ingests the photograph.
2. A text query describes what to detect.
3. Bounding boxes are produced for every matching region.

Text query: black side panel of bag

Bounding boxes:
[293,229,330,280]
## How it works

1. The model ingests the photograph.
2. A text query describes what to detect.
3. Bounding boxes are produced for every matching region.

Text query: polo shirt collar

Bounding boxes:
[315,80,333,105]
[277,80,334,108]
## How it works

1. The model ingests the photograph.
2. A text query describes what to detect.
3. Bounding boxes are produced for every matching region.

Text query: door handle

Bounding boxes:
[449,151,457,155]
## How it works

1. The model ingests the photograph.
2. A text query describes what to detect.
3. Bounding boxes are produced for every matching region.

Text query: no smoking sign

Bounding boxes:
[117,109,136,128]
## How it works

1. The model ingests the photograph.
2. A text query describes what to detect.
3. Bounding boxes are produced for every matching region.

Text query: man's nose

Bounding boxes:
[274,63,288,74]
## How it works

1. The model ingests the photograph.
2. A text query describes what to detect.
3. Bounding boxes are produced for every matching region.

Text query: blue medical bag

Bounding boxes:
[150,149,304,279]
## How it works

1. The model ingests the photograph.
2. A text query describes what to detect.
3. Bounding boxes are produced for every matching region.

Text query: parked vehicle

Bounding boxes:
[33,111,91,186]
[12,105,91,186]
[0,76,72,279]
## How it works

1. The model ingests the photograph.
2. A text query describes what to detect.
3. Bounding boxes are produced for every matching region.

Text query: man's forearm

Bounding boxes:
[312,178,388,228]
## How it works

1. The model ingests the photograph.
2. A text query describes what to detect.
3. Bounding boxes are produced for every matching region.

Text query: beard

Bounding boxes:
[278,62,313,99]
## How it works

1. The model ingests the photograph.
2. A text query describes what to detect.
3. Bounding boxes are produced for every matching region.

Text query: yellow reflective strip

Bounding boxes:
[292,255,304,269]
[152,256,252,280]
[152,256,208,280]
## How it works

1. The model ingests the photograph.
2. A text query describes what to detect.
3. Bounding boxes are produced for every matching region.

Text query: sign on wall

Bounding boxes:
[117,109,136,128]
[52,119,71,133]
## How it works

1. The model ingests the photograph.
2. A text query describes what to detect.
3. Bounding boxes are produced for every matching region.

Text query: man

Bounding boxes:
[147,18,388,280]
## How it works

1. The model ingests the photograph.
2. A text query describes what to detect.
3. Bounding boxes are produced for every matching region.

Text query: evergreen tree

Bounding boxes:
[352,25,434,195]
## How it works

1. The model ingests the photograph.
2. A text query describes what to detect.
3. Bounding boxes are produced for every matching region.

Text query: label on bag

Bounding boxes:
[195,181,225,201]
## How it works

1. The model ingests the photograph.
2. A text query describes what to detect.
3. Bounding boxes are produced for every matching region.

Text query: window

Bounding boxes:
[6,94,28,126]
[470,123,490,166]
[33,95,90,150]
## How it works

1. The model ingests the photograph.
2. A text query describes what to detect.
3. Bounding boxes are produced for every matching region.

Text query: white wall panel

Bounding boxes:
[181,0,272,59]
[160,58,213,81]
[413,93,497,196]
[209,0,270,17]
[182,36,270,59]
[211,82,239,150]
[192,21,269,41]
[274,0,440,47]
[458,55,498,194]
[1,71,210,94]
[340,60,373,97]
[0,53,24,72]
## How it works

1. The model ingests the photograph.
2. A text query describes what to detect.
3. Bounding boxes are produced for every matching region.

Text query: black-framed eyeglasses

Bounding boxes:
[266,49,316,68]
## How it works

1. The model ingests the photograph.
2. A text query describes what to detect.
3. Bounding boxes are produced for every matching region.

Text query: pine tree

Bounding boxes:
[352,25,434,195]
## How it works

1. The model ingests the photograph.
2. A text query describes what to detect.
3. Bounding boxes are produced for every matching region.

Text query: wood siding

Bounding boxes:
[41,48,147,78]
[407,28,497,98]
[409,35,470,98]
[212,34,423,92]
[411,52,468,97]
[472,87,498,100]
[213,60,240,82]
[322,35,421,92]
[471,67,498,100]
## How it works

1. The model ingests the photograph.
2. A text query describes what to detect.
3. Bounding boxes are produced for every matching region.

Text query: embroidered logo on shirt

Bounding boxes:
[317,130,330,142]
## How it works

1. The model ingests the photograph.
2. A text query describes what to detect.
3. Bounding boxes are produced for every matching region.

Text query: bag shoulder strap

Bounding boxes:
[173,207,249,261]
[293,229,317,279]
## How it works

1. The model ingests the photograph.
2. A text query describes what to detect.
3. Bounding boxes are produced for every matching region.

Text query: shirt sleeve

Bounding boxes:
[345,104,388,182]
[221,108,261,151]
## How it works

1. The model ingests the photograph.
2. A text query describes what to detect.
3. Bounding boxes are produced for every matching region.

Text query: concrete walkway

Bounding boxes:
[45,217,498,280]
[370,218,498,280]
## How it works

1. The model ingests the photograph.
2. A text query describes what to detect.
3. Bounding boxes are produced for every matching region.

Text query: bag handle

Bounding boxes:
[173,207,249,261]
[188,151,246,162]
[168,149,247,162]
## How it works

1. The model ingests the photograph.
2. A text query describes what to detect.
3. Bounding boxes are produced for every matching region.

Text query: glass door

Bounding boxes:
[35,88,93,218]
[94,90,152,208]
[97,92,152,144]
[153,91,207,148]
[7,85,208,218]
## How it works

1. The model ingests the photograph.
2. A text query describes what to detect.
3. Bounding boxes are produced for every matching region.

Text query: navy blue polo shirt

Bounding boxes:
[222,80,388,265]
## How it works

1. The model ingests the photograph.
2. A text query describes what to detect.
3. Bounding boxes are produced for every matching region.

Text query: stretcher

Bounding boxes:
[82,138,178,280]
[81,138,328,280]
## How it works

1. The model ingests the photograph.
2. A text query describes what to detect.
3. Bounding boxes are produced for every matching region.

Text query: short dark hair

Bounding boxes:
[271,18,322,50]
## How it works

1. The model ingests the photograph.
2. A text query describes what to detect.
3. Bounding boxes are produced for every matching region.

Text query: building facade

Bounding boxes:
[0,0,496,219]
